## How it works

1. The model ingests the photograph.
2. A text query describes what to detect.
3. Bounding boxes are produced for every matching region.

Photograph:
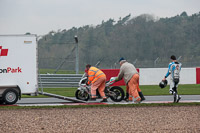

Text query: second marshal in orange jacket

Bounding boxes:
[87,66,106,85]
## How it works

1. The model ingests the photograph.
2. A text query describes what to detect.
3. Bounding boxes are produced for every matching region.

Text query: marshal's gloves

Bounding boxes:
[110,77,118,82]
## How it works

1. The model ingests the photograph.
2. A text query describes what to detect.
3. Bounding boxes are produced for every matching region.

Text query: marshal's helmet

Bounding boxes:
[159,79,168,89]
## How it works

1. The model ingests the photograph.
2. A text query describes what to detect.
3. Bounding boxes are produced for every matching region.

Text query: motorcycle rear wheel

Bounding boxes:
[109,86,125,102]
[75,90,89,101]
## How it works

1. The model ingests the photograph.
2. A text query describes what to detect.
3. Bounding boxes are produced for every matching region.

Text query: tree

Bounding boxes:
[38,12,200,70]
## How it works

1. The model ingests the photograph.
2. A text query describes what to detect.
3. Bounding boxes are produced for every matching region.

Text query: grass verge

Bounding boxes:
[141,84,200,95]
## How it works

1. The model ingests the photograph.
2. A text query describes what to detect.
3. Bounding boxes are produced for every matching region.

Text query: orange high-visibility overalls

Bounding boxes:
[87,67,106,99]
[126,74,141,101]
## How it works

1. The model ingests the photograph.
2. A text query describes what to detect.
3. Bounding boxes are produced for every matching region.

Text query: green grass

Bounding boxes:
[22,84,200,98]
[120,84,200,95]
[22,88,76,98]
[21,87,96,98]
[140,84,200,95]
[41,88,76,97]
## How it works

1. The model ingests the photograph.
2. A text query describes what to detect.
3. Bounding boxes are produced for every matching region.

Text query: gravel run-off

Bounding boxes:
[0,106,200,133]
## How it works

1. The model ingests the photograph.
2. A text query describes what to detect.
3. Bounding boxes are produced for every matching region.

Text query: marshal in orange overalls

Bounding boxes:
[87,66,107,99]
[126,74,141,101]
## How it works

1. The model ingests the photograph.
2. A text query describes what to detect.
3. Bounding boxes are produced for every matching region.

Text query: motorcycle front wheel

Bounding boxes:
[109,86,125,102]
[75,90,89,101]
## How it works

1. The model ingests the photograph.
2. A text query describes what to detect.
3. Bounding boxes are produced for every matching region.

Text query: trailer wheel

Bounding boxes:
[2,88,19,105]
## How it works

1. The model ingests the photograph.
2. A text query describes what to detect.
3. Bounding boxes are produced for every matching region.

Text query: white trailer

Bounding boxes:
[0,34,38,104]
[0,34,85,105]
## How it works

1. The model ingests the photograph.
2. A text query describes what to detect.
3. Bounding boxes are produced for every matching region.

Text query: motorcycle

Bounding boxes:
[75,74,125,102]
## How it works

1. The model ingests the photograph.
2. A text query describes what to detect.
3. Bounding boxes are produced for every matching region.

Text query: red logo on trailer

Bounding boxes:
[0,46,8,56]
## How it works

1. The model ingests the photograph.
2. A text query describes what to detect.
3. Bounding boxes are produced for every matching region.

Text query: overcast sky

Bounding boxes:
[0,0,199,35]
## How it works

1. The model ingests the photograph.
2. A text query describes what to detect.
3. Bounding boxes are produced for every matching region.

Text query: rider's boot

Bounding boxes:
[173,92,177,103]
[176,95,181,103]
[124,93,129,102]
[138,92,145,101]
[100,98,108,103]
[89,95,96,101]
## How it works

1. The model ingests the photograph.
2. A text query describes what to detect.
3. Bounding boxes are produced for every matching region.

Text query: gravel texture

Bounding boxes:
[0,106,200,133]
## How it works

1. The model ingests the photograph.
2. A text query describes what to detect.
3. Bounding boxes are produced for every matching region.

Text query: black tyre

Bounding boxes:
[75,90,89,101]
[2,88,19,105]
[110,86,125,102]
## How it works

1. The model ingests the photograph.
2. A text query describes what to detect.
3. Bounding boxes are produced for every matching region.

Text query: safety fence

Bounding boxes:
[102,68,200,85]
[39,67,200,88]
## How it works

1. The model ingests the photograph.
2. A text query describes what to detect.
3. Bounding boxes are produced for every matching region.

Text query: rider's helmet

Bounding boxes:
[159,79,168,88]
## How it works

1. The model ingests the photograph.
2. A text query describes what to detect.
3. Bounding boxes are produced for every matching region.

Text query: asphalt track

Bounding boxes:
[16,95,200,106]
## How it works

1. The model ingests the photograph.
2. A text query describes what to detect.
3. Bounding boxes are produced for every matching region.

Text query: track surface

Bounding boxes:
[15,95,200,106]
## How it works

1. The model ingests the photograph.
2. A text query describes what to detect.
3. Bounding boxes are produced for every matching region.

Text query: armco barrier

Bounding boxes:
[39,74,82,88]
[38,68,199,88]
